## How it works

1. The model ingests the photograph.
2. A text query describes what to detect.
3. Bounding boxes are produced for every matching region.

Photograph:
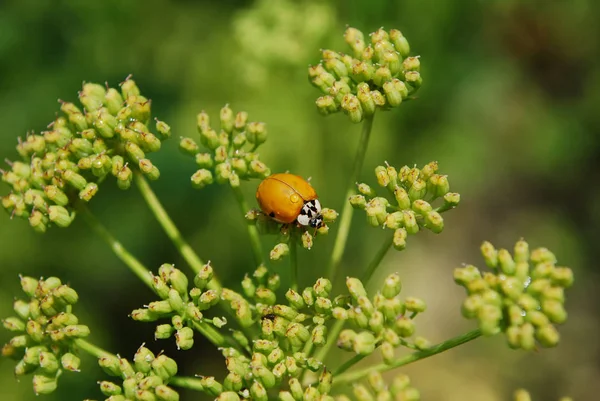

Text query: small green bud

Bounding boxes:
[381,341,395,364]
[38,351,59,375]
[405,71,422,89]
[193,262,214,289]
[497,249,516,275]
[155,119,171,140]
[168,288,184,311]
[99,354,121,377]
[405,297,426,313]
[191,169,213,189]
[224,372,243,392]
[390,373,411,394]
[454,265,482,287]
[424,211,444,233]
[152,355,178,381]
[3,317,25,332]
[394,316,415,337]
[392,228,408,251]
[247,122,268,145]
[198,289,220,310]
[79,182,99,202]
[134,346,155,373]
[518,294,540,311]
[382,79,405,107]
[270,243,290,261]
[148,300,173,315]
[313,278,332,297]
[402,210,419,235]
[99,381,123,396]
[551,267,574,288]
[139,159,160,180]
[175,327,194,350]
[341,94,363,123]
[353,383,374,401]
[346,277,367,299]
[33,374,58,395]
[155,385,179,401]
[480,241,498,268]
[26,319,45,342]
[356,83,376,115]
[250,381,268,401]
[443,192,460,209]
[352,331,376,355]
[536,324,560,347]
[382,273,402,298]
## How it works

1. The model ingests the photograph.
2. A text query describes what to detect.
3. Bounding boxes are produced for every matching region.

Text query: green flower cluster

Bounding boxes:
[262,207,338,259]
[201,348,330,401]
[351,161,459,251]
[309,27,421,123]
[131,263,225,350]
[514,388,573,401]
[1,276,86,394]
[179,105,271,189]
[455,240,574,350]
[335,276,428,360]
[1,77,170,232]
[336,372,420,401]
[97,346,179,401]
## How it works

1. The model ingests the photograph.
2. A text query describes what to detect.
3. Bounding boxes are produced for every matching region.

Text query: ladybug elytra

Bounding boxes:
[256,173,323,228]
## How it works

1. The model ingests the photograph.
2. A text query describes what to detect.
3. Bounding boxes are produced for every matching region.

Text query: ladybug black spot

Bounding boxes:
[269,212,275,218]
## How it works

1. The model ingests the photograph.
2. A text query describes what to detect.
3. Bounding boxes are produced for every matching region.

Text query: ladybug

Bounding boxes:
[256,173,324,229]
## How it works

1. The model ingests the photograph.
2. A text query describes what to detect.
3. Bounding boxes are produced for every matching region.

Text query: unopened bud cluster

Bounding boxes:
[513,388,573,401]
[335,275,428,362]
[265,208,338,260]
[180,105,271,189]
[2,276,86,394]
[1,77,170,232]
[352,161,459,250]
[203,349,332,401]
[335,372,420,401]
[97,346,179,401]
[455,240,573,350]
[131,263,225,350]
[310,27,422,122]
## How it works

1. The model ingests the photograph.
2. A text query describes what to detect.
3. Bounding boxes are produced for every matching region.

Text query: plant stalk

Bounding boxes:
[327,114,375,282]
[231,185,263,266]
[81,207,153,290]
[333,329,482,384]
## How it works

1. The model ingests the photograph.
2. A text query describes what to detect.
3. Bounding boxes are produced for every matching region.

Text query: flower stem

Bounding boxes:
[327,114,375,282]
[333,329,482,384]
[361,234,394,285]
[332,353,367,376]
[80,207,153,290]
[231,185,263,266]
[290,229,299,292]
[313,319,344,364]
[133,173,206,272]
[169,376,206,392]
[316,231,390,365]
[191,321,229,348]
[73,338,114,359]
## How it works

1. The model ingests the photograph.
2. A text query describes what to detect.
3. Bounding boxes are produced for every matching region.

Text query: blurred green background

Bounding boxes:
[1,0,598,400]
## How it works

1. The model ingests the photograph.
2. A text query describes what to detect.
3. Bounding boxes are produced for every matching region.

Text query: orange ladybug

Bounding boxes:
[256,173,324,228]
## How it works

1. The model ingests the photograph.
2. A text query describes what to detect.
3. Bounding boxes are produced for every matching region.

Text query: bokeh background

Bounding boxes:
[1,0,598,400]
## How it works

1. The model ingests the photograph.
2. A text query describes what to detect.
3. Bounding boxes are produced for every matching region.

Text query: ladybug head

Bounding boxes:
[297,199,324,228]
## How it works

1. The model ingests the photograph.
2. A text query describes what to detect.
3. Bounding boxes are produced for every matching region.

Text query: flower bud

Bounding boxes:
[154,385,179,401]
[38,351,59,375]
[345,27,366,56]
[383,79,405,107]
[392,316,415,338]
[175,327,194,350]
[382,273,402,298]
[139,159,160,180]
[352,383,373,401]
[551,267,573,288]
[352,331,376,355]
[316,96,338,115]
[346,277,367,299]
[270,243,289,261]
[405,297,426,314]
[33,374,58,395]
[250,381,268,401]
[405,71,422,89]
[256,288,277,305]
[341,94,363,123]
[247,122,268,145]
[99,381,122,396]
[152,355,178,381]
[191,169,213,189]
[79,182,99,202]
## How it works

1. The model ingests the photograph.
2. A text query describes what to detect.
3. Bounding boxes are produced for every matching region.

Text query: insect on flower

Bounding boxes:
[256,173,324,229]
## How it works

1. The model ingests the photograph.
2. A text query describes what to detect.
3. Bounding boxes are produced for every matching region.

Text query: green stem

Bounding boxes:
[191,321,229,348]
[361,234,394,285]
[133,173,209,277]
[290,229,299,292]
[170,376,206,392]
[73,338,114,359]
[231,185,263,266]
[332,353,367,376]
[81,207,153,290]
[327,114,375,282]
[314,319,344,364]
[333,329,482,384]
